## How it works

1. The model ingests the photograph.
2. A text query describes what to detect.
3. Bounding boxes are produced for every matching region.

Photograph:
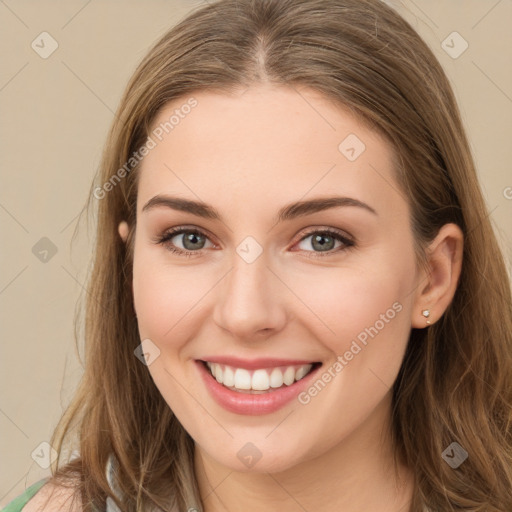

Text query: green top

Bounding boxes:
[1,479,49,512]
[1,454,119,512]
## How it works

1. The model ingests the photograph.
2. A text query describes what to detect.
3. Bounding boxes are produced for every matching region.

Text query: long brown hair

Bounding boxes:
[46,0,512,510]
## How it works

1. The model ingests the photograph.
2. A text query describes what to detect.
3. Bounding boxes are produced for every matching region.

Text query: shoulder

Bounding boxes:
[22,481,82,512]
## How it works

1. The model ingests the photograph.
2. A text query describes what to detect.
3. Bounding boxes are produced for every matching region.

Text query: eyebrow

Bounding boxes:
[141,194,378,222]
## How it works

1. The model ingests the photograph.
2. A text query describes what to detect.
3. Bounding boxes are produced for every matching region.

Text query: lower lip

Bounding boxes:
[195,360,322,415]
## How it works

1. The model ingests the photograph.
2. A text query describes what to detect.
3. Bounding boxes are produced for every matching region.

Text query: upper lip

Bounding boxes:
[198,356,319,370]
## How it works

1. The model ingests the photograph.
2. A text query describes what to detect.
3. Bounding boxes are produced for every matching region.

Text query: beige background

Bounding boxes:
[1,0,511,505]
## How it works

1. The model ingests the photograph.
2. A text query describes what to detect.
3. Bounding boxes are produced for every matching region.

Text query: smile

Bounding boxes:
[204,361,317,393]
[195,358,323,415]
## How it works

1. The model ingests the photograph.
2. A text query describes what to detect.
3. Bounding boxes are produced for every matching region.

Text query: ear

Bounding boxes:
[411,223,464,328]
[118,221,129,243]
[118,220,136,316]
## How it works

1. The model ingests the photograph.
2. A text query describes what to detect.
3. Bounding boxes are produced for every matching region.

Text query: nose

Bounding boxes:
[212,249,288,340]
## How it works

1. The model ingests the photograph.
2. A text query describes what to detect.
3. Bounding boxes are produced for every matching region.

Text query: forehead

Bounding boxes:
[136,85,405,219]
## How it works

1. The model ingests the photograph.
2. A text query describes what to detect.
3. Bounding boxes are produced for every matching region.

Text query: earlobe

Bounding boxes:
[412,223,464,329]
[118,221,129,242]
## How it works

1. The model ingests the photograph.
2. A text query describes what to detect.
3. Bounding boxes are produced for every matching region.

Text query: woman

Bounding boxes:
[5,0,511,511]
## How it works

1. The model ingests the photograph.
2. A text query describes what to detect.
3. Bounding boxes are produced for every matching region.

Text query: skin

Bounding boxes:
[118,84,463,512]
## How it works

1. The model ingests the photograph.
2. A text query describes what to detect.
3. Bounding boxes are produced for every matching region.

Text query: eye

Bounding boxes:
[293,228,354,257]
[154,226,355,258]
[155,226,215,257]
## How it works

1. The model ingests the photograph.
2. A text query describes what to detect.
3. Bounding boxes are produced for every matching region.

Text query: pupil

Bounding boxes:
[183,232,205,250]
[313,234,334,252]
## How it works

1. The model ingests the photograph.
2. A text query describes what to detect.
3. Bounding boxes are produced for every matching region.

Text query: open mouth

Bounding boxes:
[199,360,322,394]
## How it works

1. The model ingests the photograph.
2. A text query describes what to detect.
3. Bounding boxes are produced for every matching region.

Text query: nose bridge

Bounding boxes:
[213,243,286,337]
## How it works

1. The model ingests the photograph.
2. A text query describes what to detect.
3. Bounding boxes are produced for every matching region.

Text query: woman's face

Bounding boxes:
[128,84,423,473]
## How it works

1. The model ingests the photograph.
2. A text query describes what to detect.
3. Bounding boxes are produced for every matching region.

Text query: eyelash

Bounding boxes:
[154,225,355,259]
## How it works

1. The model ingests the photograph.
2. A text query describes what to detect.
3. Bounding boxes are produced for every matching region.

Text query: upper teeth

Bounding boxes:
[206,362,313,391]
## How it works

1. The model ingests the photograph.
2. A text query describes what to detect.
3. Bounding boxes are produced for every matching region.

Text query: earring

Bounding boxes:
[421,309,431,325]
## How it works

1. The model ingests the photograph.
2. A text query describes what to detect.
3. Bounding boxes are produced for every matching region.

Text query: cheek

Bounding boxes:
[132,248,213,343]
[131,249,209,414]
[285,258,414,357]
[284,251,416,431]
[288,250,416,427]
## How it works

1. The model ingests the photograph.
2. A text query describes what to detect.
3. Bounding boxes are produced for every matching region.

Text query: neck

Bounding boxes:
[193,393,415,512]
